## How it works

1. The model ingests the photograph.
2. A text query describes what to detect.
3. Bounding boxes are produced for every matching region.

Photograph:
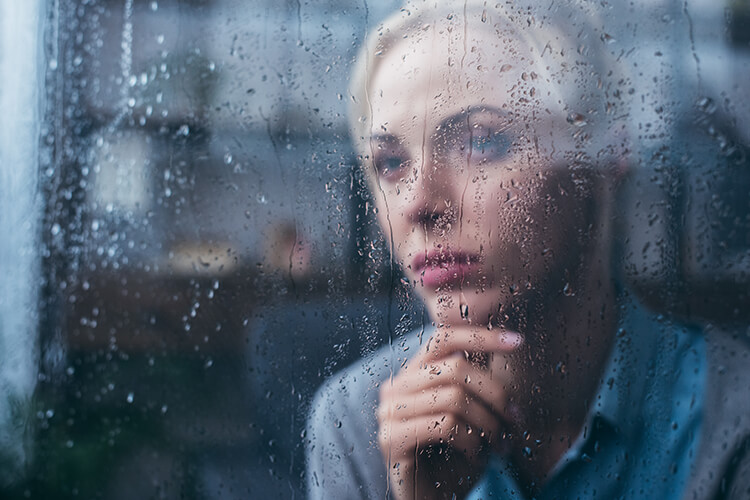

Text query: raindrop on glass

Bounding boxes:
[459,292,469,320]
[696,96,716,114]
[566,113,587,127]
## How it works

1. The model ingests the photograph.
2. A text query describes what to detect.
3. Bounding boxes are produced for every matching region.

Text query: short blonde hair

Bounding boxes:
[348,1,630,163]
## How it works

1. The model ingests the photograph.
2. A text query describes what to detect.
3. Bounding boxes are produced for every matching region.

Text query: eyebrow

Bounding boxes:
[440,105,511,132]
[369,133,401,147]
[369,106,512,145]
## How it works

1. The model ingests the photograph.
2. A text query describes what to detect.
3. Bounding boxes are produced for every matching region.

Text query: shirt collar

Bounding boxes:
[591,295,669,441]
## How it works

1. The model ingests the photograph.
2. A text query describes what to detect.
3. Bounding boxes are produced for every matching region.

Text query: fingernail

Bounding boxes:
[498,331,523,348]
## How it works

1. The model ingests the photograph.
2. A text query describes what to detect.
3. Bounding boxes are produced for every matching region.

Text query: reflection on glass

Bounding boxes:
[306,3,750,500]
[0,0,747,499]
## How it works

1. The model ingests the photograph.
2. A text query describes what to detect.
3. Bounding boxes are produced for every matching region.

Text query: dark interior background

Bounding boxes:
[2,0,749,498]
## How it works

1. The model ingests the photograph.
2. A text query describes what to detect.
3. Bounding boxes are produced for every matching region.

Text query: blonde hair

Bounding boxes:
[348,0,630,163]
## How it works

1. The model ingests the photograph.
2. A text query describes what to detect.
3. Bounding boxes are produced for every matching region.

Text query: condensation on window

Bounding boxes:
[0,0,747,498]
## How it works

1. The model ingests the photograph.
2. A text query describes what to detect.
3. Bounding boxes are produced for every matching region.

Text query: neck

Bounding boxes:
[509,237,618,491]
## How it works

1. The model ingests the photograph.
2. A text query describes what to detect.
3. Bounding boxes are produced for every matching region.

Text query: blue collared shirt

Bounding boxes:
[466,301,706,500]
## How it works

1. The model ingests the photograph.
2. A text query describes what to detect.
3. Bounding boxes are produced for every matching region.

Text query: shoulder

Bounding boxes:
[306,332,424,499]
[308,339,404,430]
[685,326,750,500]
[309,330,426,430]
[703,326,750,434]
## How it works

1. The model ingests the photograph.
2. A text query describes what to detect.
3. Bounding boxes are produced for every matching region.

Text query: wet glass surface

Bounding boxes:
[0,0,748,498]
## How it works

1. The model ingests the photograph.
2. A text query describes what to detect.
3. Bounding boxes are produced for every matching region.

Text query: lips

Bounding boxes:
[410,249,480,288]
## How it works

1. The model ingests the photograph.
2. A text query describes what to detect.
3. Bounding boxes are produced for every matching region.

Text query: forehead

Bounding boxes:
[369,21,545,136]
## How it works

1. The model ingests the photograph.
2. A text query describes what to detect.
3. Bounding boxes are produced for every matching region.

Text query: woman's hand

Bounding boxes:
[377,327,522,500]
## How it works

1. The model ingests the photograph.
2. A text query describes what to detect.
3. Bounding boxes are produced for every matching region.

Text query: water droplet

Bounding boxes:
[563,282,574,296]
[566,112,587,127]
[224,152,233,164]
[459,292,469,320]
[150,1,158,11]
[499,64,513,73]
[600,32,616,44]
[177,124,190,136]
[51,223,61,236]
[126,392,134,403]
[696,96,716,114]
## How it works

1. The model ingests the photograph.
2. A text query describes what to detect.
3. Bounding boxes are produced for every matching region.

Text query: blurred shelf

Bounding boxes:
[65,263,257,354]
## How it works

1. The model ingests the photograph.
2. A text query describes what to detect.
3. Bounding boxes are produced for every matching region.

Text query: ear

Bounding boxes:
[613,149,630,183]
[606,123,631,184]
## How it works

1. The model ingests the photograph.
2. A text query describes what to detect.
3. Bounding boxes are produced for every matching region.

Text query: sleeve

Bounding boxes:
[305,370,390,500]
[725,439,750,499]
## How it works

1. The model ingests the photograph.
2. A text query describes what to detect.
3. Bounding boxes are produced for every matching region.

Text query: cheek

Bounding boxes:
[474,171,594,264]
[472,178,541,243]
[372,192,419,267]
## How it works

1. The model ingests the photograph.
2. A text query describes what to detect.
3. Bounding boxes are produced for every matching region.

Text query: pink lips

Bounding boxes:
[411,250,479,288]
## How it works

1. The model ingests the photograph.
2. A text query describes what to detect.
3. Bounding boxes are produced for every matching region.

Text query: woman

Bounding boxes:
[306,3,749,499]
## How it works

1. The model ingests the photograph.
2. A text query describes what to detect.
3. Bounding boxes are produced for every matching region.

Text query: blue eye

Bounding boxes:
[374,156,408,180]
[469,131,511,161]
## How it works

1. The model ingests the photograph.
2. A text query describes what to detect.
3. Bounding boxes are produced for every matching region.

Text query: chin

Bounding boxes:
[419,284,505,328]
[422,278,546,334]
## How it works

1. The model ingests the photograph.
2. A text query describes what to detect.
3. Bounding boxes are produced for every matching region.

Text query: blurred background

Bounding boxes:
[0,0,748,498]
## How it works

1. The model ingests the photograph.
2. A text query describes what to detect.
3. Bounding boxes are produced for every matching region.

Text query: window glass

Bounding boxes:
[1,0,748,498]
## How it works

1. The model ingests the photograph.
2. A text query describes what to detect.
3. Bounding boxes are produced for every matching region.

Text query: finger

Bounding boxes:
[378,413,487,465]
[378,384,504,443]
[407,328,523,367]
[381,356,516,415]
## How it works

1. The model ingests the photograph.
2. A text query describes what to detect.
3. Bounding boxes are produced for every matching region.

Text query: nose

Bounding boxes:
[404,151,463,231]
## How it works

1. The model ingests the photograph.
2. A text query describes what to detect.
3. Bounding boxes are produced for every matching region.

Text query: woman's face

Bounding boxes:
[366,22,603,329]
